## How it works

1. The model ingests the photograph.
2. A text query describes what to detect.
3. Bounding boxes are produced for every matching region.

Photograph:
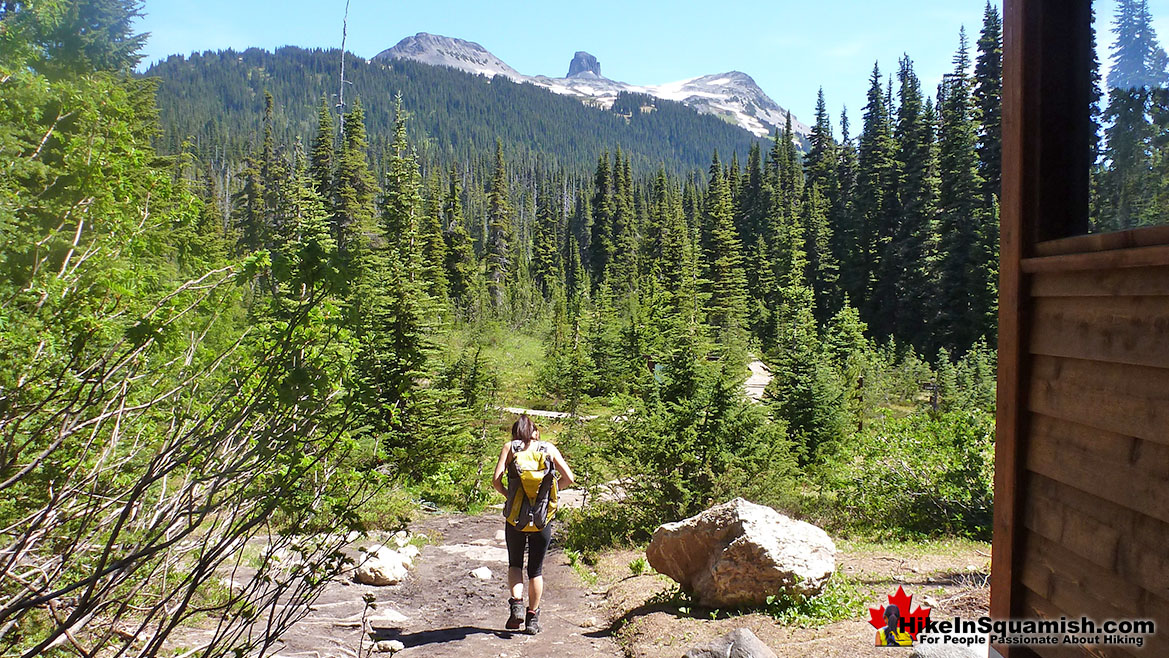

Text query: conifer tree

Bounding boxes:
[443,166,476,306]
[382,95,424,265]
[974,2,1003,205]
[831,108,860,308]
[937,29,994,350]
[701,152,749,355]
[589,152,614,286]
[855,64,898,317]
[486,139,513,307]
[420,171,451,308]
[891,55,939,348]
[532,179,563,299]
[610,151,639,295]
[333,99,379,258]
[309,95,335,197]
[804,89,839,206]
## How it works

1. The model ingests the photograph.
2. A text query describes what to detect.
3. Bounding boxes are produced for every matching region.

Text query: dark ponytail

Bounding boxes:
[511,414,538,445]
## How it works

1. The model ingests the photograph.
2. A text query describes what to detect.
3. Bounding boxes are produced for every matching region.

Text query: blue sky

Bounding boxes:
[135,1,1167,131]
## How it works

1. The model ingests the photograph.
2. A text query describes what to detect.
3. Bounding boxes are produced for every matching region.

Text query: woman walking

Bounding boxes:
[492,414,574,634]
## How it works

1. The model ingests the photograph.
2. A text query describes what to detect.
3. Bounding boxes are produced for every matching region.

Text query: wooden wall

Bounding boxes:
[1010,237,1169,657]
[994,1,1169,656]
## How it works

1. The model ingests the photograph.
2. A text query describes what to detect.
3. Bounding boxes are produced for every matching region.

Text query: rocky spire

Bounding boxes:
[567,51,601,78]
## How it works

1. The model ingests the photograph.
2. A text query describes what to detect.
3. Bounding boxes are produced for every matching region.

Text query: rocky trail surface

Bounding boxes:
[267,512,620,658]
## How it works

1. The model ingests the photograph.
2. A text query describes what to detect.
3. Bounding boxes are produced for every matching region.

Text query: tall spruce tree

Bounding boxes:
[443,166,476,307]
[974,2,1003,206]
[485,140,513,307]
[855,64,898,320]
[333,99,379,259]
[937,29,994,351]
[309,95,335,198]
[701,152,749,356]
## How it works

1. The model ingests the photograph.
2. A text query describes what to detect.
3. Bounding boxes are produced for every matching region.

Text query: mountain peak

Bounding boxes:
[374,33,523,81]
[567,51,602,78]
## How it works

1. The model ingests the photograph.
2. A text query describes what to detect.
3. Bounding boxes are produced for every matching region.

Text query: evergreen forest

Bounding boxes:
[2,0,1168,655]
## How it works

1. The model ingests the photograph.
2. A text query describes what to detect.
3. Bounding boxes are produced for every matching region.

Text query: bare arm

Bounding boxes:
[492,443,511,497]
[550,445,575,488]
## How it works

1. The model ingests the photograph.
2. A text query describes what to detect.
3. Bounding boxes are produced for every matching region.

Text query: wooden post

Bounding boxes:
[992,2,1092,656]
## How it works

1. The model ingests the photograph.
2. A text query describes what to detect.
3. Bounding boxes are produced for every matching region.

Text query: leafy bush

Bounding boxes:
[818,410,995,539]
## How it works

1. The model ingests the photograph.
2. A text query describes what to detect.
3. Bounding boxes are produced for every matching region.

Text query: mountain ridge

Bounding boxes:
[375,33,809,140]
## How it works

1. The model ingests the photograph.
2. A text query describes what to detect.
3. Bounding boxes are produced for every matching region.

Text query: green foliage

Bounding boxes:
[818,410,996,539]
[764,572,868,626]
[628,556,651,576]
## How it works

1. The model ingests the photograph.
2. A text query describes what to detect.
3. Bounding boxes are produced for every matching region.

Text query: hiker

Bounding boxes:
[875,604,913,646]
[492,414,574,635]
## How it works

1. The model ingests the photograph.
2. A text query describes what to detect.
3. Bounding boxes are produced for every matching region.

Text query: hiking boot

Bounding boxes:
[524,608,541,635]
[505,598,524,630]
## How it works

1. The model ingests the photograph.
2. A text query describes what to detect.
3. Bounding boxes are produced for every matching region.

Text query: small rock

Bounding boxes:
[470,538,495,546]
[355,546,409,586]
[375,639,405,653]
[392,530,410,547]
[494,529,506,541]
[579,616,599,629]
[398,544,421,559]
[470,566,493,580]
[684,628,776,658]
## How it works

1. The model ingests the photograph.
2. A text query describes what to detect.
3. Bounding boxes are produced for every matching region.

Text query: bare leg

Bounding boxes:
[508,567,523,600]
[528,575,543,610]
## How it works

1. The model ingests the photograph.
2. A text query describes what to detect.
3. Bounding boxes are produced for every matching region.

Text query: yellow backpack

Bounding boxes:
[503,440,559,531]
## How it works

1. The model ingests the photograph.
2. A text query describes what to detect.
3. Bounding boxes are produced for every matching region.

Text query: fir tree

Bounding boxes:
[888,55,939,348]
[937,29,995,351]
[974,2,1003,205]
[701,152,749,356]
[485,140,513,307]
[333,99,379,259]
[309,95,335,198]
[443,166,476,307]
[855,63,898,317]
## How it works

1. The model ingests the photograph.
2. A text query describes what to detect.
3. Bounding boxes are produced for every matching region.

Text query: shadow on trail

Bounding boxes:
[371,625,513,647]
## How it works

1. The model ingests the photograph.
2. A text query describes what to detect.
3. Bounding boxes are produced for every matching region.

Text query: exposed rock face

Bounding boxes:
[355,545,411,586]
[567,51,602,78]
[375,33,524,81]
[646,498,835,607]
[683,628,777,658]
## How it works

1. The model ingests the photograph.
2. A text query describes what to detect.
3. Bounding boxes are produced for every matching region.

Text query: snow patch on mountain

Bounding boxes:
[374,34,807,140]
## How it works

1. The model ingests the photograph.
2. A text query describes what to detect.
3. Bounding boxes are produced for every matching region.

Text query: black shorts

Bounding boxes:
[504,523,552,578]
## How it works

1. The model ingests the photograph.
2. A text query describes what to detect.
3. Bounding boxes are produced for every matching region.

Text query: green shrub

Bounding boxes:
[818,410,995,539]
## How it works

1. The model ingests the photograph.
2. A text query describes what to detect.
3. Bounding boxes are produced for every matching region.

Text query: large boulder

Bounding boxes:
[355,546,410,586]
[646,498,835,607]
[683,628,777,658]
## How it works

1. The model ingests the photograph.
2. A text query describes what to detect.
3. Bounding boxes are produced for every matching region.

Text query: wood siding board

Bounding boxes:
[1022,244,1169,274]
[1029,296,1169,370]
[1027,356,1169,447]
[1034,225,1169,258]
[1029,473,1169,598]
[1020,532,1169,648]
[1029,414,1169,482]
[1030,267,1169,298]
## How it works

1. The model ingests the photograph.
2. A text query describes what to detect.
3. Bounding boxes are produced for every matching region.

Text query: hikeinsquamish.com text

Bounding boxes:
[909,616,1156,649]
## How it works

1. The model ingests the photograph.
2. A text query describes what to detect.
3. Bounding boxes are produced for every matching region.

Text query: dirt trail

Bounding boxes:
[744,359,772,401]
[266,512,620,658]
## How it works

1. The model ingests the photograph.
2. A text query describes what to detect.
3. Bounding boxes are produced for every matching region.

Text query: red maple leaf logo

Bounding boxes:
[868,586,931,641]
